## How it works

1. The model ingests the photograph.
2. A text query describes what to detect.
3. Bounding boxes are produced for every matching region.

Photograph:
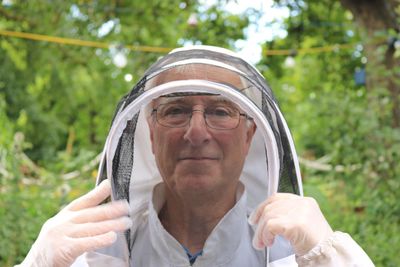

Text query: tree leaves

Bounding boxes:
[0,1,250,265]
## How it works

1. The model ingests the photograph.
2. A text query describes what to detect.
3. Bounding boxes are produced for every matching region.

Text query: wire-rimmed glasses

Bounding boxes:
[152,103,252,130]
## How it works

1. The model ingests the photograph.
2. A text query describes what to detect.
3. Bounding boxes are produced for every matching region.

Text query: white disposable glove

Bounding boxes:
[17,179,132,267]
[248,193,333,256]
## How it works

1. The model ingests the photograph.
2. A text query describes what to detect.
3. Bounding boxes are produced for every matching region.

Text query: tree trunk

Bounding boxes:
[339,0,400,128]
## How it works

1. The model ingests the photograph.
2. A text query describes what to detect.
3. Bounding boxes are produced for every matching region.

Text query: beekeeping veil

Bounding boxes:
[90,45,303,265]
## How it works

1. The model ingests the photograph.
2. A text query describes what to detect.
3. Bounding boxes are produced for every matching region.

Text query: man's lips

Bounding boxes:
[178,156,219,161]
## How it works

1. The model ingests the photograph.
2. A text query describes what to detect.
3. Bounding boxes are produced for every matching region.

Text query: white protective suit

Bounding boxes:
[71,45,374,267]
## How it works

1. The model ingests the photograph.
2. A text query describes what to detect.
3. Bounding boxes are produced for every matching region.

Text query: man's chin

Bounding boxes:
[176,174,220,193]
[176,161,218,176]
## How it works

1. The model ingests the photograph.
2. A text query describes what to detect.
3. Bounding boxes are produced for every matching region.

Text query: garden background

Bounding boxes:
[1,0,399,266]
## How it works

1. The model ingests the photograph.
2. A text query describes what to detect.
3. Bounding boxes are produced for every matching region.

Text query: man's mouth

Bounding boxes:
[179,156,219,161]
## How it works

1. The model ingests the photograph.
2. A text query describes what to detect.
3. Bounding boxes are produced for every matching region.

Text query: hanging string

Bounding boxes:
[0,29,173,53]
[264,43,355,56]
[0,29,357,55]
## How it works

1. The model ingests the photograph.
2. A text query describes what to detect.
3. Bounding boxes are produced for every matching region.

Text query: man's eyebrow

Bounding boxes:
[156,97,186,105]
[155,95,238,107]
[209,97,238,107]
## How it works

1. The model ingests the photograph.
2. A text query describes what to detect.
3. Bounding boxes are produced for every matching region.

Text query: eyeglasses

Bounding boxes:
[152,103,252,130]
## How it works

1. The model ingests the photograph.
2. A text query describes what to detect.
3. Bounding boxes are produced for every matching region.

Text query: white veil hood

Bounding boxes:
[94,45,303,260]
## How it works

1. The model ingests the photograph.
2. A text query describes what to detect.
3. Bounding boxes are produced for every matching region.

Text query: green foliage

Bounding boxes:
[0,0,248,165]
[264,1,400,265]
[0,1,250,266]
[185,4,249,46]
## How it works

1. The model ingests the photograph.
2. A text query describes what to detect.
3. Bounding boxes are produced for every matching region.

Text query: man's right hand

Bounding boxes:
[17,179,132,267]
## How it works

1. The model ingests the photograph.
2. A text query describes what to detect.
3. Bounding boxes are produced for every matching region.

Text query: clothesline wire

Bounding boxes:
[0,29,358,56]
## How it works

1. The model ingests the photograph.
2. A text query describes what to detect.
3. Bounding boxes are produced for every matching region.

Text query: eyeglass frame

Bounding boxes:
[151,103,253,130]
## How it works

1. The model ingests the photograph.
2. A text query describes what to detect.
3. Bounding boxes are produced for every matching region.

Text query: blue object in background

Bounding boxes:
[354,68,366,85]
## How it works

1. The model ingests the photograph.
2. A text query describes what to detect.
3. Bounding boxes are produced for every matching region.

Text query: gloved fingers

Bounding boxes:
[252,215,269,250]
[248,199,268,226]
[252,214,283,250]
[69,216,132,238]
[251,193,334,256]
[257,200,291,218]
[68,179,112,211]
[249,195,286,249]
[248,193,298,225]
[261,218,283,248]
[264,217,292,242]
[72,200,130,223]
[69,231,118,255]
[263,196,320,222]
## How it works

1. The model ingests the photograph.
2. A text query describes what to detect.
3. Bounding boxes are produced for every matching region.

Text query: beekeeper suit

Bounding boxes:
[18,46,374,267]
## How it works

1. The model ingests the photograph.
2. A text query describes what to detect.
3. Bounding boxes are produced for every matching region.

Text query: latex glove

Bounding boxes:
[18,179,132,267]
[249,193,333,256]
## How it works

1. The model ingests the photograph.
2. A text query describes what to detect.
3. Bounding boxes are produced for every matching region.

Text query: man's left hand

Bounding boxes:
[249,193,333,256]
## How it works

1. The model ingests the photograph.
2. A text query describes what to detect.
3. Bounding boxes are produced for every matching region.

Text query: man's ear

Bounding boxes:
[246,122,257,143]
[244,122,257,155]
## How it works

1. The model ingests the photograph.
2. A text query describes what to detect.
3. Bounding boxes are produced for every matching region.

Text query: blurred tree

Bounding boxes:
[0,1,250,265]
[0,0,249,165]
[262,0,400,266]
[339,0,400,127]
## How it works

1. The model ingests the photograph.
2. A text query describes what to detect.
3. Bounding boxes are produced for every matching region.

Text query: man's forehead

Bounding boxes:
[148,63,244,89]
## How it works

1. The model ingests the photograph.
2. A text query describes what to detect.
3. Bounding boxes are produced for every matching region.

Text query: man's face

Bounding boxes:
[148,95,256,198]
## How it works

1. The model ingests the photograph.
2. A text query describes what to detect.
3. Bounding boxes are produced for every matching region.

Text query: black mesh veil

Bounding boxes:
[94,45,303,263]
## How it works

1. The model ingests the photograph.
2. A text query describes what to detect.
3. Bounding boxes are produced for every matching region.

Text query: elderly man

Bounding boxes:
[18,46,374,267]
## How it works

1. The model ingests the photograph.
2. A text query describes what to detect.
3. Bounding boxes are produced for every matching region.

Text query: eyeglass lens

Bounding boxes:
[155,103,241,129]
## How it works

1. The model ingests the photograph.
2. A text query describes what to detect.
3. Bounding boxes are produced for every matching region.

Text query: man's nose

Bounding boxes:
[183,110,211,146]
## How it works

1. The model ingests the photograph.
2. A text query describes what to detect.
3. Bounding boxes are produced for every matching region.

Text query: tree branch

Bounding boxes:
[298,156,361,173]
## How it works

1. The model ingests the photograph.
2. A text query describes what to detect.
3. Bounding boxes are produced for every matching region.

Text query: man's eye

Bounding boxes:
[210,106,234,117]
[162,105,188,116]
